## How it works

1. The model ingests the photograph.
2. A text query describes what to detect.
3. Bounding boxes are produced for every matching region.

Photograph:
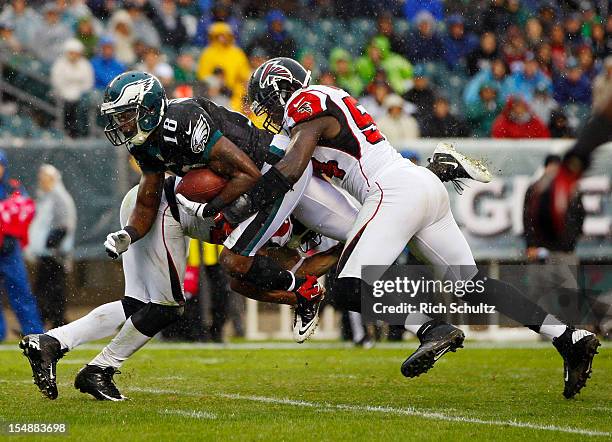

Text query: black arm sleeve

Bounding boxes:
[563,113,612,171]
[522,186,537,248]
[221,167,292,225]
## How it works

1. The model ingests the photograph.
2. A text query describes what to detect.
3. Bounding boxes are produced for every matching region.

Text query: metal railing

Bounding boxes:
[0,52,104,136]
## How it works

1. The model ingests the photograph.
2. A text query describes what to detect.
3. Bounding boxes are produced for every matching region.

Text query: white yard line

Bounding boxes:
[220,393,611,437]
[129,387,611,438]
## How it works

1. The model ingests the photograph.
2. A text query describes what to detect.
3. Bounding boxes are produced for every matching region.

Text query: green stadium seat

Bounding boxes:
[303,31,320,49]
[40,127,64,140]
[318,19,336,35]
[160,46,177,64]
[240,19,264,46]
[285,19,300,35]
[7,115,39,138]
[352,18,375,36]
[416,62,447,87]
[564,103,592,130]
[339,34,360,56]
[394,19,410,35]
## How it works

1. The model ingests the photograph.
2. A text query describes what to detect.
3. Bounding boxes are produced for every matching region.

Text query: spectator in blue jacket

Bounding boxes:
[464,58,513,105]
[405,11,444,64]
[193,2,241,47]
[91,36,126,90]
[0,150,43,341]
[443,14,478,70]
[246,10,297,59]
[403,0,443,22]
[504,53,552,102]
[553,58,592,105]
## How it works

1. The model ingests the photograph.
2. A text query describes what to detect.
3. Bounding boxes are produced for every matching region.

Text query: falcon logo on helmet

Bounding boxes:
[248,57,311,134]
[259,60,294,90]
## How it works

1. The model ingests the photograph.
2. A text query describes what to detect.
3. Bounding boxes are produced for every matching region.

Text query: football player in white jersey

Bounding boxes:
[246,57,600,399]
[18,175,350,401]
[18,147,490,401]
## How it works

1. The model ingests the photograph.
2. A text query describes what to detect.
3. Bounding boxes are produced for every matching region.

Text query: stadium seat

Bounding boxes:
[339,34,360,57]
[564,103,591,130]
[240,19,264,47]
[351,18,375,36]
[40,127,64,140]
[160,46,177,64]
[303,31,321,50]
[394,19,410,36]
[317,19,337,35]
[4,114,41,138]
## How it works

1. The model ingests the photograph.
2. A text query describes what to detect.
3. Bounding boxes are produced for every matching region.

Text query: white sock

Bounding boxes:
[46,301,126,351]
[89,318,151,369]
[404,313,434,335]
[538,314,567,340]
[349,311,366,343]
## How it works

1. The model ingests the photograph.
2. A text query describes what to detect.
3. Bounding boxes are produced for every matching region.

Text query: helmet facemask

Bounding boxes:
[101,72,167,146]
[249,58,311,134]
[251,87,289,134]
[103,99,165,146]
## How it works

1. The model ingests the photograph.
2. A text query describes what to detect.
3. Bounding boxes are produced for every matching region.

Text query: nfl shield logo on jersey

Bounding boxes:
[191,114,210,153]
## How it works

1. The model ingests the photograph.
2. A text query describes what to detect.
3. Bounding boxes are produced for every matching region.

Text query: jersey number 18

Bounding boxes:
[162,118,178,144]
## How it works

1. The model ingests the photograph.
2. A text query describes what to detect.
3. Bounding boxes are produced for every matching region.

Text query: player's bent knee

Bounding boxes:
[121,296,147,319]
[130,302,185,337]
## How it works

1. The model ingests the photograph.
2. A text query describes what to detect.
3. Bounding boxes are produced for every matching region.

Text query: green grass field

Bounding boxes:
[0,341,610,441]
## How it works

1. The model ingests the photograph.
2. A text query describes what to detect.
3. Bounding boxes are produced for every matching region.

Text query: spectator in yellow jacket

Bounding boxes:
[197,22,250,110]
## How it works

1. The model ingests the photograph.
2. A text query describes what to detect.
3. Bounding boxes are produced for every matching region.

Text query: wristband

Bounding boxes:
[123,225,140,243]
[200,196,225,218]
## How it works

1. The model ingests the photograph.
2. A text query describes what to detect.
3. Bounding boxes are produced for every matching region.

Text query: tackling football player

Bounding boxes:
[18,179,347,401]
[245,57,600,398]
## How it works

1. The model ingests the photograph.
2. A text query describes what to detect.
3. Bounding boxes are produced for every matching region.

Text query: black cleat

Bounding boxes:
[19,334,65,400]
[552,328,600,399]
[401,321,465,378]
[428,142,492,193]
[74,365,127,401]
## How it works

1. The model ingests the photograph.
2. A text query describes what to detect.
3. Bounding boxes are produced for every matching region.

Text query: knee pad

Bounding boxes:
[131,303,185,337]
[121,296,147,319]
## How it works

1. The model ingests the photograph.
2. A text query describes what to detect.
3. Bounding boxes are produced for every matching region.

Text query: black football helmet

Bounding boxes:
[248,57,311,133]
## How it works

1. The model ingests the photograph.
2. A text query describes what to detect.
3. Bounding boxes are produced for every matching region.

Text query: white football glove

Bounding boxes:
[176,194,209,219]
[104,229,132,259]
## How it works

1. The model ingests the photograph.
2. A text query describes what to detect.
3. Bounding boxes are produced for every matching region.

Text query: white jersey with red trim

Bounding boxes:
[282,85,406,203]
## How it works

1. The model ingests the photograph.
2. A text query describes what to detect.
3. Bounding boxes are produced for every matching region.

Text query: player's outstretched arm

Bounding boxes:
[222,116,342,225]
[562,93,612,174]
[548,95,612,235]
[105,172,164,259]
[228,244,342,306]
[200,135,262,216]
[126,172,164,241]
[276,116,340,184]
[230,278,297,305]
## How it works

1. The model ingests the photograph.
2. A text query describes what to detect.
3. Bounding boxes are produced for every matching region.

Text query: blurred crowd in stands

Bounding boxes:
[0,0,610,141]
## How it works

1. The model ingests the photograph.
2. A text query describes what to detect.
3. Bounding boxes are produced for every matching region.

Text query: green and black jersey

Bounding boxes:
[129,97,275,176]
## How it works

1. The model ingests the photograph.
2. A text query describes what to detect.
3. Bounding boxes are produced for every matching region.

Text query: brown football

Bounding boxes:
[176,168,227,203]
